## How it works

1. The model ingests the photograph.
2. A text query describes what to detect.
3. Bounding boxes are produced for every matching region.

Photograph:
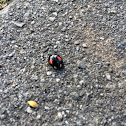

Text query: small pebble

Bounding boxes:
[26,107,33,113]
[52,12,57,16]
[120,64,126,69]
[72,92,80,100]
[36,115,41,120]
[74,41,80,45]
[73,74,78,78]
[69,15,73,19]
[31,21,35,25]
[9,52,14,57]
[78,91,84,97]
[100,93,104,96]
[56,41,61,45]
[11,21,25,28]
[47,71,52,76]
[45,106,50,110]
[77,61,86,69]
[56,78,60,82]
[0,114,6,120]
[24,13,30,18]
[109,10,117,14]
[57,112,63,120]
[53,0,58,2]
[106,73,111,80]
[58,22,62,26]
[49,17,56,22]
[76,46,79,51]
[122,71,126,76]
[76,85,82,90]
[100,37,104,40]
[118,41,126,49]
[79,80,84,85]
[82,43,88,48]
[61,27,66,32]
[54,45,57,49]
[86,93,92,102]
[20,49,26,54]
[65,121,69,125]
[31,74,38,80]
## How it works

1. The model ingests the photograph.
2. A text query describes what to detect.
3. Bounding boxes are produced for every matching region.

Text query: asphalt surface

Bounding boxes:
[0,0,126,126]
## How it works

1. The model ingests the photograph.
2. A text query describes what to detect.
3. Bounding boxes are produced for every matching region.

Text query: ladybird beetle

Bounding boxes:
[48,55,63,69]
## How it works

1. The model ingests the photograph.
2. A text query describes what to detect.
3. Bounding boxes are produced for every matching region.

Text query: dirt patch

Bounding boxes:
[69,25,125,76]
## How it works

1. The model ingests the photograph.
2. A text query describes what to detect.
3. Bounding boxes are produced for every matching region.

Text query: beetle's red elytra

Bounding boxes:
[57,56,62,61]
[49,59,53,65]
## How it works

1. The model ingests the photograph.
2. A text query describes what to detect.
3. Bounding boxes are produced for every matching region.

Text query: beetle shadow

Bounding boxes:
[53,64,66,76]
[47,61,65,76]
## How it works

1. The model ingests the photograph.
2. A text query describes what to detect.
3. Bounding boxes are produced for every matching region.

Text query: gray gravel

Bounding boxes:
[0,0,126,126]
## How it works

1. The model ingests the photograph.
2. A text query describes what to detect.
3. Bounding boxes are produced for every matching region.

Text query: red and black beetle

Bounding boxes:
[48,55,63,69]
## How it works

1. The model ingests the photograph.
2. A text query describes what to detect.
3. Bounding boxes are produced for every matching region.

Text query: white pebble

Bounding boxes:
[79,80,84,84]
[58,22,62,26]
[24,13,30,18]
[56,41,61,45]
[57,112,63,120]
[49,17,56,22]
[52,12,57,16]
[26,107,32,113]
[45,106,50,110]
[56,78,60,82]
[11,21,25,28]
[53,0,58,2]
[36,115,41,120]
[74,41,80,45]
[20,49,26,54]
[73,74,78,78]
[82,43,88,48]
[54,45,57,49]
[100,37,104,40]
[106,73,111,80]
[31,21,35,25]
[47,71,52,76]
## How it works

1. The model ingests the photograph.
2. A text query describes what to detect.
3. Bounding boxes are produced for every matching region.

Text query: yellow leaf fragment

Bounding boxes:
[27,101,38,108]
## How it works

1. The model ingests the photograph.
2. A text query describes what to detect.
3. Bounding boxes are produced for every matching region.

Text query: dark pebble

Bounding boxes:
[118,41,126,49]
[122,71,126,76]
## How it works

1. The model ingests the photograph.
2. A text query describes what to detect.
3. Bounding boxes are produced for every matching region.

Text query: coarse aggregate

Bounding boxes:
[0,0,126,126]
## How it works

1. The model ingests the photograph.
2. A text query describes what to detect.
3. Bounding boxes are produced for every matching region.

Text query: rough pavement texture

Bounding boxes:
[0,0,126,126]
